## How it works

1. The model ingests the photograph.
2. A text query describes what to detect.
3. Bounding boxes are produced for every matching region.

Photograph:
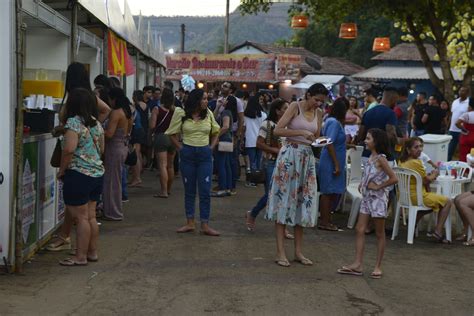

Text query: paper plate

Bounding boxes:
[312,138,333,148]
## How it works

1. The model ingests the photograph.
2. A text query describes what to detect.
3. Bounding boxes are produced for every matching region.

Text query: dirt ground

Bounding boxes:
[1,171,474,315]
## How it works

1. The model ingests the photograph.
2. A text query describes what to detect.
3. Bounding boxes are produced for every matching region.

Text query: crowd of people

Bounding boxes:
[47,61,474,276]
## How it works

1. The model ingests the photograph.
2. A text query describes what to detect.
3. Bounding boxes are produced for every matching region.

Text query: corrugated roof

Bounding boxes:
[300,74,345,84]
[372,43,437,62]
[230,41,364,75]
[353,65,465,81]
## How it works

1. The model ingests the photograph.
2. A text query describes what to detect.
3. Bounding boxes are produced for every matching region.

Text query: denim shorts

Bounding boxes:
[154,133,175,153]
[62,169,103,206]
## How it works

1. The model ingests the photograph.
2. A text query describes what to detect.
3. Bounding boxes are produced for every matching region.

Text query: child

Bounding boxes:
[417,137,438,170]
[337,128,398,279]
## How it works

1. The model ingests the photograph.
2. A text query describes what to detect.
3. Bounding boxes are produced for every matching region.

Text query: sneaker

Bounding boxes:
[122,198,129,203]
[230,189,237,196]
[245,182,257,188]
[211,190,230,197]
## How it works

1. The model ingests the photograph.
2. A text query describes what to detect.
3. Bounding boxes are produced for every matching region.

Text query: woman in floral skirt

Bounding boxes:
[265,83,329,267]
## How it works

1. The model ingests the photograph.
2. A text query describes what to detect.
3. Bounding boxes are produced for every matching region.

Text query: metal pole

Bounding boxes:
[145,61,149,86]
[70,0,78,63]
[153,64,157,87]
[14,0,26,274]
[224,0,230,53]
[135,50,139,91]
[122,74,127,93]
[180,24,185,53]
[102,28,108,75]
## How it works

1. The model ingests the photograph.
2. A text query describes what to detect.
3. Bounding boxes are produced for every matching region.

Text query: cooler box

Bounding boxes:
[420,134,452,171]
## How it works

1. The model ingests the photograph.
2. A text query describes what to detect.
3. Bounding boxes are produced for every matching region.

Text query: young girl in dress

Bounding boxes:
[337,128,398,279]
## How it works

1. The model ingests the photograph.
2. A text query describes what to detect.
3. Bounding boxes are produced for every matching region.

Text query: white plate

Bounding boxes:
[311,138,333,148]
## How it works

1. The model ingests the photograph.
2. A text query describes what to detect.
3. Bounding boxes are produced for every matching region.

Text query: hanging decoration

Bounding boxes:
[372,37,391,52]
[107,30,135,76]
[181,75,196,91]
[339,23,358,39]
[291,15,309,29]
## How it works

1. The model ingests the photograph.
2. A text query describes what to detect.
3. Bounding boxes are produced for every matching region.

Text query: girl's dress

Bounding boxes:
[359,154,391,218]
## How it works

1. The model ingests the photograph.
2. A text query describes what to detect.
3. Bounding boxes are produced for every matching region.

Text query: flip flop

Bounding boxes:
[245,212,255,232]
[59,258,88,266]
[318,224,341,232]
[153,194,168,198]
[294,257,313,266]
[462,239,474,246]
[432,231,451,244]
[46,236,71,252]
[285,232,295,239]
[370,271,383,279]
[275,259,291,267]
[337,266,363,276]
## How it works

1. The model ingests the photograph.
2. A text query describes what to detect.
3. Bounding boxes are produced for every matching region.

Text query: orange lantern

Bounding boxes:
[339,23,358,39]
[291,15,309,29]
[372,37,391,52]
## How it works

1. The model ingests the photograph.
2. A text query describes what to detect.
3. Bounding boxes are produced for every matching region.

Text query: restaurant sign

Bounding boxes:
[165,54,278,82]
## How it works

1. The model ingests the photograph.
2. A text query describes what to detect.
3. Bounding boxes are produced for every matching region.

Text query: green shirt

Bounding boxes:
[165,107,220,147]
[366,101,378,112]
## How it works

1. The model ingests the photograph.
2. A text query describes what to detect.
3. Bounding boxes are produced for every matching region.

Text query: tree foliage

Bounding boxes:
[240,0,473,102]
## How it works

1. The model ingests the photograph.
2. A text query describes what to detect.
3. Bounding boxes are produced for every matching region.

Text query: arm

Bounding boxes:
[326,144,340,176]
[345,116,357,125]
[150,107,159,132]
[385,124,398,146]
[105,110,119,139]
[210,135,219,150]
[423,169,439,186]
[368,157,398,190]
[428,160,438,170]
[354,124,367,145]
[218,116,230,137]
[169,134,182,151]
[237,112,244,139]
[58,129,78,177]
[97,97,111,123]
[421,113,429,124]
[98,133,105,155]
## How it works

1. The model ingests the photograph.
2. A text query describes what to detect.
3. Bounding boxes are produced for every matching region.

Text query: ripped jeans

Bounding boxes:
[180,144,213,222]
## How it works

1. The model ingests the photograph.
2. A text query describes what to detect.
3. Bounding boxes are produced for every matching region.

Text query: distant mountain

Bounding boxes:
[136,4,294,53]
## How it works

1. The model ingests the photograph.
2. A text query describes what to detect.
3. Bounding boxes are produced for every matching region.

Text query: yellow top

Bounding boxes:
[399,158,447,212]
[165,107,220,147]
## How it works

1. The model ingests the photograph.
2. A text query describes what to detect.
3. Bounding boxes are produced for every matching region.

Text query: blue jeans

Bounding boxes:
[180,145,213,222]
[246,147,262,170]
[231,138,240,189]
[448,131,460,161]
[121,165,128,200]
[216,150,232,190]
[250,159,276,218]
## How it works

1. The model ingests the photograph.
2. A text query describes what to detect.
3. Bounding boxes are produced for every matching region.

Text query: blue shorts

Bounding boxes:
[62,169,103,206]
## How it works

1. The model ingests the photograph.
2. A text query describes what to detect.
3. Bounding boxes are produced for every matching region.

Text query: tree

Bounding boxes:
[240,0,473,102]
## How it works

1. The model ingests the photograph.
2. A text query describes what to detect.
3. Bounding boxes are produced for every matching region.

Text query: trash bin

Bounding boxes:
[420,134,452,172]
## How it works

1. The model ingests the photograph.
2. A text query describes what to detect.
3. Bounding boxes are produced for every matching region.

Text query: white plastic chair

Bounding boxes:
[345,146,364,228]
[392,167,452,244]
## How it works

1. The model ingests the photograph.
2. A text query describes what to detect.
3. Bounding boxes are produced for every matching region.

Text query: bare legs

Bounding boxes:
[455,192,474,242]
[87,201,99,259]
[47,208,73,250]
[157,151,176,197]
[434,200,452,237]
[343,214,385,275]
[130,144,142,186]
[275,223,311,266]
[319,194,337,228]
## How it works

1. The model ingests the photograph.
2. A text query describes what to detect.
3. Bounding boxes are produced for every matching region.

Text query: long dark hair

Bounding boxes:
[160,88,175,109]
[182,89,207,122]
[399,137,423,163]
[331,97,349,123]
[305,83,329,99]
[267,99,288,123]
[225,95,238,123]
[65,88,98,127]
[115,95,132,119]
[367,128,391,158]
[65,62,91,93]
[244,95,263,119]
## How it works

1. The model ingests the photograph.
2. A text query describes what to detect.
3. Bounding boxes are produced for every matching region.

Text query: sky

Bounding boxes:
[123,0,241,17]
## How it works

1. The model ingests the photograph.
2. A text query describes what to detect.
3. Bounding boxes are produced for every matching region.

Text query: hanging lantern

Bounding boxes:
[372,37,391,52]
[291,15,309,29]
[339,23,358,39]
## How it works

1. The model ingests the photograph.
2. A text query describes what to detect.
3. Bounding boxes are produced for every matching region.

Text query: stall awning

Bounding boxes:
[300,75,345,84]
[352,65,465,81]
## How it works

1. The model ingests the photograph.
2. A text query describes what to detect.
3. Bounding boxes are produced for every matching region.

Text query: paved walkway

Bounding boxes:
[1,171,473,315]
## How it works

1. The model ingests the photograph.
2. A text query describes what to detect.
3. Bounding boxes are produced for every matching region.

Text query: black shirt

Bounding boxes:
[413,103,428,130]
[424,105,446,134]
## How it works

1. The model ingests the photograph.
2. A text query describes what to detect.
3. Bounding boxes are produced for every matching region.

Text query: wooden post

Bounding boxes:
[135,50,139,91]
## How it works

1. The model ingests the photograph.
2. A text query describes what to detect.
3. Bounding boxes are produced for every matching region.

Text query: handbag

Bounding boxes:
[125,146,137,166]
[218,140,234,152]
[50,138,62,168]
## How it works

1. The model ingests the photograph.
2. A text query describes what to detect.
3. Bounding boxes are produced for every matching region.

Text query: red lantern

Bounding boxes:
[372,37,391,52]
[291,15,309,29]
[339,23,358,39]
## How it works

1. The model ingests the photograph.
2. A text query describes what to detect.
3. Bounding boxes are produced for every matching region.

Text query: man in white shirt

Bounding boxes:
[448,86,470,161]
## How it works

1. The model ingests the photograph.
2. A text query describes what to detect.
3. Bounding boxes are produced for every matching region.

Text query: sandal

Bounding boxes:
[245,212,256,231]
[432,231,451,244]
[153,194,168,198]
[275,259,291,267]
[370,271,383,279]
[318,224,342,232]
[46,236,71,252]
[59,258,88,266]
[294,257,313,266]
[456,233,468,242]
[462,239,474,246]
[337,266,363,276]
[284,231,295,239]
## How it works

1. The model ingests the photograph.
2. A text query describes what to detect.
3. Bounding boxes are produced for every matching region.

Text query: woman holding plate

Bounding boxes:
[318,97,349,231]
[265,83,329,267]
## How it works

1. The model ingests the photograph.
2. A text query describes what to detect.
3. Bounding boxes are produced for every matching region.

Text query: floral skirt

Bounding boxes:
[265,143,318,227]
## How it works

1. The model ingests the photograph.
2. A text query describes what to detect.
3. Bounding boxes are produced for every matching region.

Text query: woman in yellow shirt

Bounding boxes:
[399,137,452,243]
[166,89,221,236]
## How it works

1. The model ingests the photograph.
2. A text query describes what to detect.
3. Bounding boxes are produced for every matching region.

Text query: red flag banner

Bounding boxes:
[107,30,135,76]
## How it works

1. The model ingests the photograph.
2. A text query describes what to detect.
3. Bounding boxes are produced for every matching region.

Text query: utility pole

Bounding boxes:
[180,24,185,53]
[224,0,230,53]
